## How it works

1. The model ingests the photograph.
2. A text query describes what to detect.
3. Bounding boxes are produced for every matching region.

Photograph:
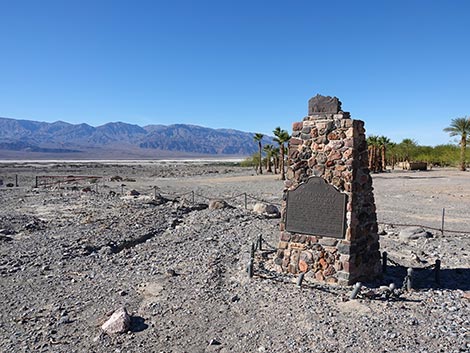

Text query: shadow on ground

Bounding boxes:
[383,265,470,291]
[130,316,149,333]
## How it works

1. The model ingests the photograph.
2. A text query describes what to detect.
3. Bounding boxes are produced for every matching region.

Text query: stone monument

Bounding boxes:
[275,94,381,285]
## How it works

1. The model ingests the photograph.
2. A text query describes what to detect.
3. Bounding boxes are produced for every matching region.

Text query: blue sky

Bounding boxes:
[0,0,469,145]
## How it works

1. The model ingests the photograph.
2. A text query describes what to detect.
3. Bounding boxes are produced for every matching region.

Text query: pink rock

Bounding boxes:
[101,307,131,334]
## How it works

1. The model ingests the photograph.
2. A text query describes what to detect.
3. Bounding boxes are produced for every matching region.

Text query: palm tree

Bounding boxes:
[263,144,274,173]
[444,116,470,171]
[387,142,397,170]
[272,147,280,174]
[366,135,380,172]
[253,133,264,174]
[378,136,391,171]
[273,127,290,180]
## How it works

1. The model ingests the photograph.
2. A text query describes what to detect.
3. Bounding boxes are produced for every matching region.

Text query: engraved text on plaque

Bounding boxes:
[285,177,347,238]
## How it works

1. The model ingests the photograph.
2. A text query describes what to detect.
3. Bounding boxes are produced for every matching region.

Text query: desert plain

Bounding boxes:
[0,161,469,353]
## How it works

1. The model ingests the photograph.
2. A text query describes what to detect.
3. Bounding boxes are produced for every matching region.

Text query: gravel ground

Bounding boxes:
[0,162,468,353]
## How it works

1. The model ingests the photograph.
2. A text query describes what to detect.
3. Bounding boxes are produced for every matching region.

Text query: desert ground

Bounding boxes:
[0,162,468,353]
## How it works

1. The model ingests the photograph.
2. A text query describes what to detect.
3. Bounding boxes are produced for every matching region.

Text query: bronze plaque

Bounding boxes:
[285,177,347,238]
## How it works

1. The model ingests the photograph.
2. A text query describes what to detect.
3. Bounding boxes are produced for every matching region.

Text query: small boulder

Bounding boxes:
[147,193,170,205]
[378,224,387,235]
[253,203,280,217]
[0,229,12,235]
[208,199,228,209]
[101,307,131,334]
[399,227,433,241]
[126,189,140,197]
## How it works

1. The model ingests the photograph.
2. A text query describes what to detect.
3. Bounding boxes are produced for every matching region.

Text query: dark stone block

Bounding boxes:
[337,241,356,255]
[308,94,342,114]
[318,237,338,246]
[336,270,350,281]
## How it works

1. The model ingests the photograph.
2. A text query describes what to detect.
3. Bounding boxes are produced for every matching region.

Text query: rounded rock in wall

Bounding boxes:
[299,260,309,273]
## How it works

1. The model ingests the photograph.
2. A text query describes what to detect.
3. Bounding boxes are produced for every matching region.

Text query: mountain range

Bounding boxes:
[0,117,274,160]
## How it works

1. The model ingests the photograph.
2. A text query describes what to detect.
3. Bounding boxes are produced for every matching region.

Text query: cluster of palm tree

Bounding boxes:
[252,127,290,180]
[366,135,391,172]
[365,117,470,172]
[249,116,470,176]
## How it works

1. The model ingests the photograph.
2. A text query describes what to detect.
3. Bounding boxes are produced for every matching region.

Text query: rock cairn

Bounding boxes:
[276,94,381,285]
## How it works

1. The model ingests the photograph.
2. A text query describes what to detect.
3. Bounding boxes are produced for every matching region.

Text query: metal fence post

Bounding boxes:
[296,272,305,288]
[244,193,247,209]
[406,268,414,291]
[247,259,253,278]
[382,251,387,274]
[350,282,362,299]
[441,208,445,236]
[434,259,441,286]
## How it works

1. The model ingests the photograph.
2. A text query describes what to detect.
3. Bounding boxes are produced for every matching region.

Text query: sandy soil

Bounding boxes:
[0,162,468,353]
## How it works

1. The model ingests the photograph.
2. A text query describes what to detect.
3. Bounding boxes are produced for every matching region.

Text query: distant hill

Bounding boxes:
[0,117,274,160]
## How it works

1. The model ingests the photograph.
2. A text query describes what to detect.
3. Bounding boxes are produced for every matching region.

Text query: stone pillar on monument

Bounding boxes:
[275,94,381,285]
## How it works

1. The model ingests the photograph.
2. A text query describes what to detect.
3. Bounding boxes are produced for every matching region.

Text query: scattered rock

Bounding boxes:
[208,199,228,209]
[57,315,73,325]
[399,227,433,241]
[146,194,170,205]
[126,189,140,197]
[101,307,131,334]
[252,203,280,217]
[0,234,13,241]
[0,163,469,353]
[166,269,178,277]
[231,295,240,302]
[337,300,372,315]
[378,224,387,235]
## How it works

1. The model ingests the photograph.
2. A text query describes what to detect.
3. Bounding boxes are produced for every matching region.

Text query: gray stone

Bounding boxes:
[378,224,387,235]
[399,227,433,241]
[126,189,140,197]
[318,237,338,246]
[253,203,280,216]
[308,94,342,114]
[208,199,228,209]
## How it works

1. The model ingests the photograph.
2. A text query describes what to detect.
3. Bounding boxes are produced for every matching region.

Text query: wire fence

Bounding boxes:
[156,189,282,209]
[158,189,470,235]
[379,222,467,235]
[382,251,442,289]
[17,175,470,236]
